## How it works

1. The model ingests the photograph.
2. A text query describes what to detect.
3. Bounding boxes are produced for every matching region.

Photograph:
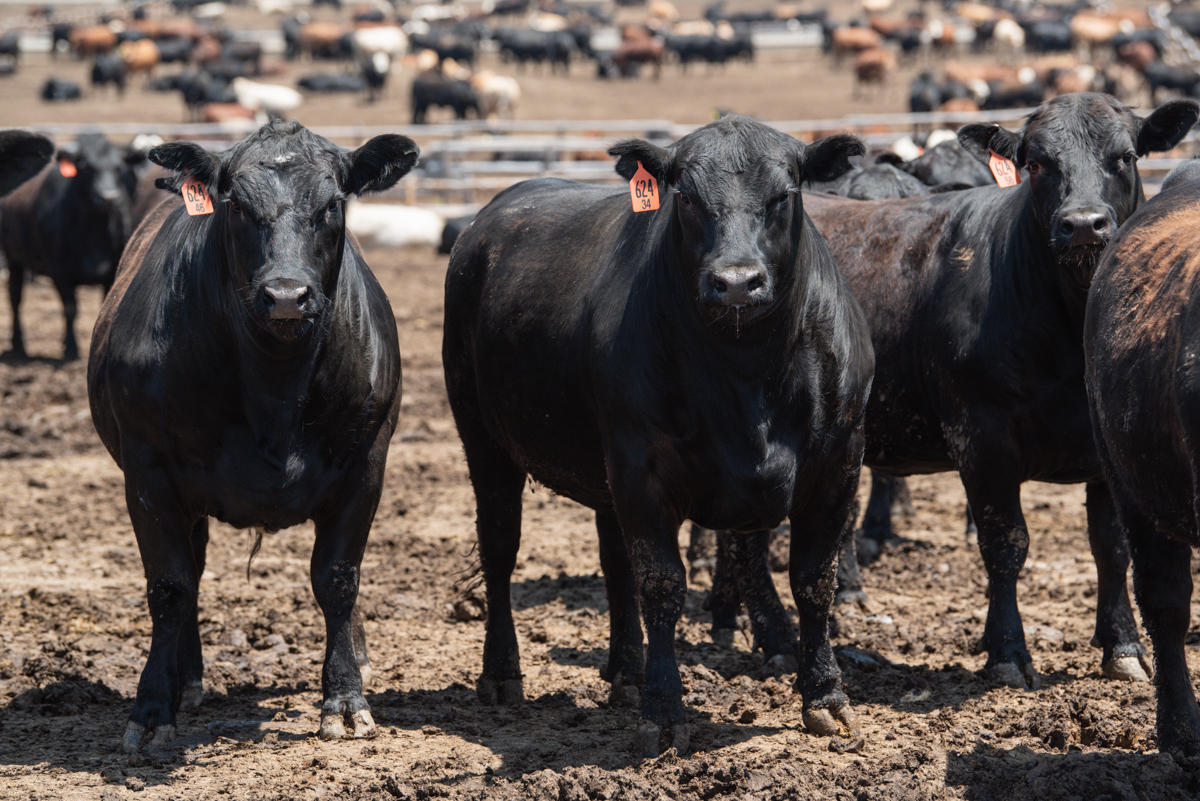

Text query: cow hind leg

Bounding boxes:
[1086,481,1151,682]
[705,529,742,646]
[595,510,643,706]
[52,276,79,361]
[729,528,797,670]
[178,518,209,710]
[7,261,25,358]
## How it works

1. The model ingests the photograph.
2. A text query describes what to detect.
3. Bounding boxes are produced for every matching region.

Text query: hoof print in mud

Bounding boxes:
[987,662,1041,690]
[319,706,376,740]
[634,721,690,758]
[477,677,524,706]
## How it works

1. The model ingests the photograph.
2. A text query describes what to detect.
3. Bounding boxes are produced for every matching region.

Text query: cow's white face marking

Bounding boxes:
[274,153,295,165]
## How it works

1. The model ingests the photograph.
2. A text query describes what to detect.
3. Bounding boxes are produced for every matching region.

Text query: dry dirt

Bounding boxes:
[2,9,1200,801]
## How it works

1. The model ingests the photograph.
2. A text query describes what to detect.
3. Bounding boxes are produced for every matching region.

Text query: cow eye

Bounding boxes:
[678,192,693,209]
[327,199,340,214]
[229,200,242,216]
[1121,151,1136,167]
[1026,159,1041,175]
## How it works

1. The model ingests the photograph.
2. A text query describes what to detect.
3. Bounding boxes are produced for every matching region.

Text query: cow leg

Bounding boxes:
[52,276,79,361]
[178,517,209,711]
[706,531,742,646]
[122,474,200,752]
[1125,509,1200,756]
[351,605,372,689]
[595,510,643,704]
[958,463,1039,689]
[862,472,899,544]
[1086,481,1151,682]
[834,505,868,607]
[729,529,796,669]
[311,491,379,740]
[788,475,860,739]
[7,260,24,358]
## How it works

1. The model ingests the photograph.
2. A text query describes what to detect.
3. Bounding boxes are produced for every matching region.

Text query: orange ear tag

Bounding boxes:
[181,176,214,216]
[629,161,659,213]
[57,158,76,178]
[988,149,1021,188]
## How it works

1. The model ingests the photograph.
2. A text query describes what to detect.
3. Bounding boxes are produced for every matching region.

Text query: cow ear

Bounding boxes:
[149,141,220,194]
[957,123,1019,166]
[608,139,672,183]
[0,130,53,196]
[873,151,905,166]
[1137,99,1200,156]
[348,134,420,195]
[801,134,865,184]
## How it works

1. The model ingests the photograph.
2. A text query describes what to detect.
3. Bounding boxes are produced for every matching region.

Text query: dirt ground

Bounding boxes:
[3,6,1200,801]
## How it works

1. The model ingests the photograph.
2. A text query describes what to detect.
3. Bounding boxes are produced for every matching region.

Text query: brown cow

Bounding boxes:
[299,21,349,60]
[1118,40,1157,73]
[612,37,664,79]
[831,26,882,62]
[854,47,896,98]
[938,96,979,113]
[202,102,257,124]
[68,25,117,58]
[120,39,159,82]
[943,60,1017,85]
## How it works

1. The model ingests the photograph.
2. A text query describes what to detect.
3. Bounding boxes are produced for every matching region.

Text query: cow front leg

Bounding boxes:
[958,463,1039,689]
[178,518,209,710]
[7,261,25,358]
[122,475,201,752]
[1086,481,1151,682]
[596,510,644,705]
[311,493,380,740]
[52,276,78,361]
[728,529,796,668]
[789,479,860,739]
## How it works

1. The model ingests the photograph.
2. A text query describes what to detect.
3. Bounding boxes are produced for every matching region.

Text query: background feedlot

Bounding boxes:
[3,0,1200,799]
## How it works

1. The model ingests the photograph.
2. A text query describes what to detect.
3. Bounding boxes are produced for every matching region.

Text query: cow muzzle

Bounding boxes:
[702,266,771,309]
[256,279,319,321]
[1051,209,1112,252]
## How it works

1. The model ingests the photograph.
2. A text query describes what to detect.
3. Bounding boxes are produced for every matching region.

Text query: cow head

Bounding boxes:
[63,132,133,209]
[149,121,418,345]
[959,93,1198,290]
[0,129,53,197]
[609,116,861,333]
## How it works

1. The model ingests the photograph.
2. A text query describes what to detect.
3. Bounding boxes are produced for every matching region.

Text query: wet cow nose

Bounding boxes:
[260,282,312,319]
[710,268,767,306]
[1059,211,1110,247]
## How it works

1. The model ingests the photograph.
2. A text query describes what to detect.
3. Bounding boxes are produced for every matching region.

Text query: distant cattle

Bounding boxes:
[609,36,664,79]
[830,25,883,61]
[87,121,417,752]
[471,71,520,121]
[443,115,871,756]
[1085,158,1200,758]
[0,130,54,197]
[40,76,82,101]
[230,77,303,114]
[298,72,366,93]
[854,47,896,97]
[411,71,478,123]
[0,30,20,70]
[120,38,159,82]
[69,25,118,58]
[1,133,137,359]
[91,53,126,95]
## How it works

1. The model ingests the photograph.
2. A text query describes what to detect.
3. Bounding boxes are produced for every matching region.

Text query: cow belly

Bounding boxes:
[187,445,340,531]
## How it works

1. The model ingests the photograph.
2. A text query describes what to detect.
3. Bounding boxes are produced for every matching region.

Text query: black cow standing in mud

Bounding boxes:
[87,121,416,751]
[1,132,135,360]
[1086,159,1200,757]
[714,94,1199,691]
[443,115,874,755]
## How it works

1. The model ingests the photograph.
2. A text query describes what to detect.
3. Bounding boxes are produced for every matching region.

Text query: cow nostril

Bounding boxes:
[1061,219,1075,235]
[1093,217,1107,232]
[713,278,728,294]
[747,275,764,293]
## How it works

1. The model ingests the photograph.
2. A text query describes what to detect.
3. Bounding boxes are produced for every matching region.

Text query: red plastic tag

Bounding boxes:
[57,158,76,178]
[629,161,659,212]
[181,177,214,216]
[989,149,1021,188]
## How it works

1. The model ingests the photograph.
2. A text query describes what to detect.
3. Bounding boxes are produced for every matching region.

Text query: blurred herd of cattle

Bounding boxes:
[6,0,1200,125]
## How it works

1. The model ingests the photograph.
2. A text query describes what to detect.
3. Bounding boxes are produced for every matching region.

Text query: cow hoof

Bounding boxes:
[711,627,736,648]
[122,721,176,753]
[803,704,858,738]
[835,588,869,608]
[988,661,1040,690]
[1102,654,1152,683]
[359,663,373,691]
[634,721,689,757]
[764,653,798,674]
[180,680,204,710]
[349,708,376,738]
[477,676,524,706]
[319,712,346,740]
[609,683,640,708]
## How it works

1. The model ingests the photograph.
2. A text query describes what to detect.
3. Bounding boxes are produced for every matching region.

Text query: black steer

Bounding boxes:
[1085,158,1200,757]
[0,130,53,197]
[443,116,873,755]
[86,120,417,751]
[1,132,136,359]
[723,94,1199,690]
[411,71,478,124]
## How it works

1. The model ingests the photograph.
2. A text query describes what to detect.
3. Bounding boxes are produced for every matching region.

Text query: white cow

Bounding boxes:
[231,77,303,114]
[346,202,445,249]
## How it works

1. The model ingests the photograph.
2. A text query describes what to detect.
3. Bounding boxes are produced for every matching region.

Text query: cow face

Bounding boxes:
[959,93,1198,289]
[67,133,132,209]
[609,116,861,332]
[149,121,418,344]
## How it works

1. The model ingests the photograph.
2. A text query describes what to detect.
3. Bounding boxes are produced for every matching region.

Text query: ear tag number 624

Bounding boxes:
[629,161,659,213]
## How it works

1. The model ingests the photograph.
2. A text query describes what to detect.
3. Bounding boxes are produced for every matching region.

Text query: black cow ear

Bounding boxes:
[1137,99,1200,156]
[149,141,220,194]
[801,134,865,184]
[608,139,672,183]
[0,130,53,196]
[873,151,905,166]
[348,134,420,195]
[958,123,1019,167]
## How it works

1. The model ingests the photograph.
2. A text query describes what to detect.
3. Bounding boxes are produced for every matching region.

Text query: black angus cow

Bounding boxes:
[87,121,417,752]
[411,71,478,124]
[1,132,136,359]
[91,52,126,95]
[895,139,995,189]
[1085,158,1200,757]
[443,116,873,755]
[0,130,53,196]
[716,94,1199,690]
[41,76,81,101]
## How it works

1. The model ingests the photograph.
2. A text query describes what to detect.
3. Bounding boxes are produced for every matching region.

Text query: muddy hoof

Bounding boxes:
[711,627,736,648]
[477,676,524,706]
[988,661,1040,690]
[634,721,689,758]
[1102,654,1152,683]
[803,704,858,738]
[835,588,869,608]
[764,653,798,674]
[180,680,204,710]
[319,706,375,740]
[609,683,640,708]
[122,721,175,753]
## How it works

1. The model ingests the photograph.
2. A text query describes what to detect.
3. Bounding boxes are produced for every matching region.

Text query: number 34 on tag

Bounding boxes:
[629,161,659,212]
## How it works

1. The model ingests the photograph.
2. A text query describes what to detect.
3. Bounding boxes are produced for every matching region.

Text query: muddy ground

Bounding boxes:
[3,5,1200,800]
